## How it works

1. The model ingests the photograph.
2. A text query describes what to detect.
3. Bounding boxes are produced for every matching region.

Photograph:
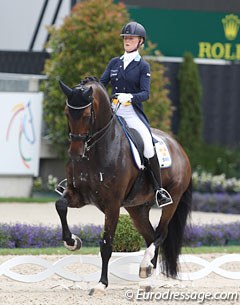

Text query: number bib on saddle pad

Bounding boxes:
[153,133,172,168]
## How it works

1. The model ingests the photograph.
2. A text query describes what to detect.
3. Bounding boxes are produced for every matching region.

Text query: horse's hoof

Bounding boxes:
[139,265,153,278]
[64,234,82,251]
[89,288,95,296]
[139,285,152,292]
[89,283,107,296]
[74,235,82,250]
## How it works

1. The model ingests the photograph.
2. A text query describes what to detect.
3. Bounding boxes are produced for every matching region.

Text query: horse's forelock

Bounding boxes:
[68,107,84,120]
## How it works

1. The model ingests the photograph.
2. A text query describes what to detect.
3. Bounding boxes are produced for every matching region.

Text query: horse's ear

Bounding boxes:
[59,80,72,98]
[83,86,93,100]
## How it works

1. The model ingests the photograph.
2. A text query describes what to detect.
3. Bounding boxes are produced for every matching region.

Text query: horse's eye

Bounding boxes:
[83,115,91,123]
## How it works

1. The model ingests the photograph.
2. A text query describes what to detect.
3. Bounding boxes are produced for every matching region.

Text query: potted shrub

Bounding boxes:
[112,214,144,253]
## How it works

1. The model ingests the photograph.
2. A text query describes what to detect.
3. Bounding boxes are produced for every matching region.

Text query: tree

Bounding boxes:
[42,0,172,157]
[177,52,203,152]
[144,55,172,132]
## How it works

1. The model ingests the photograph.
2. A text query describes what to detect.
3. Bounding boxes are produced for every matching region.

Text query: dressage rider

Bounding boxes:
[100,21,172,207]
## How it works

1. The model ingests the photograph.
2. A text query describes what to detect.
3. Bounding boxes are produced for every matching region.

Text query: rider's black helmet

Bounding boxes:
[120,22,146,43]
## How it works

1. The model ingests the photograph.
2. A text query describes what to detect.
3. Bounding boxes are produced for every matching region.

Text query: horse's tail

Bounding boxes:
[161,179,192,277]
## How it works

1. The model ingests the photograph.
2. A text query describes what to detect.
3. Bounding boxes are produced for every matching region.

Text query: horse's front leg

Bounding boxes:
[89,207,120,295]
[55,197,82,251]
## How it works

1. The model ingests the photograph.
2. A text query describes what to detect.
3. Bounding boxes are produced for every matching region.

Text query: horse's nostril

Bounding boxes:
[68,141,86,160]
[75,155,81,162]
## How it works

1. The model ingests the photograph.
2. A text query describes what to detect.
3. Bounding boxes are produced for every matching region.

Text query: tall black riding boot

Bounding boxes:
[146,153,173,208]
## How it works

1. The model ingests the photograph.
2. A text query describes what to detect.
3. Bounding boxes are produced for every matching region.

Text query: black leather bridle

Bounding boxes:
[67,98,115,159]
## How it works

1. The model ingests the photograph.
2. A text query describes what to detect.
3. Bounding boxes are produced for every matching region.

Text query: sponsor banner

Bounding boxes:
[129,9,240,60]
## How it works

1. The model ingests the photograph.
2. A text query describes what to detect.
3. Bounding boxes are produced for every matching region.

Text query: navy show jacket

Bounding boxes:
[100,54,151,125]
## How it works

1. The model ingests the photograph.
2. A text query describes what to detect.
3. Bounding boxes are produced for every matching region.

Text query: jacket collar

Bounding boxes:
[120,53,141,62]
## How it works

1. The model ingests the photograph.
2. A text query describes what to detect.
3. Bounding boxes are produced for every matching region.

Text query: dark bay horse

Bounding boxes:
[56,77,192,294]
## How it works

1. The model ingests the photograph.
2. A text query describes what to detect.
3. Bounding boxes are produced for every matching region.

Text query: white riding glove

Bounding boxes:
[117,93,133,104]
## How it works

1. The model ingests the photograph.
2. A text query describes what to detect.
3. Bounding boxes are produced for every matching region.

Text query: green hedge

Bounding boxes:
[190,144,240,178]
[112,215,144,252]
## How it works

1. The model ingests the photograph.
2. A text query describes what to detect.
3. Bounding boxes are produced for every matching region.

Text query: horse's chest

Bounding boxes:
[77,171,90,183]
[73,171,113,201]
[68,160,119,204]
[74,170,108,184]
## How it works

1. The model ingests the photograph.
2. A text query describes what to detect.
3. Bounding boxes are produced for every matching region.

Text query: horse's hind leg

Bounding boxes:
[125,205,158,278]
[55,197,82,251]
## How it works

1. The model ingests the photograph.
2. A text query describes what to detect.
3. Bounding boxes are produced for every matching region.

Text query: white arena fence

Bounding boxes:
[0,252,240,284]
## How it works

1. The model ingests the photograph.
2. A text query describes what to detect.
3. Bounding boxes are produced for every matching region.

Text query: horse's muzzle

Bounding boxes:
[68,144,86,161]
[69,153,82,162]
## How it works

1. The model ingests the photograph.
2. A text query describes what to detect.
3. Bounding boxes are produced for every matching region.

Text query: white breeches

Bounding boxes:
[114,103,155,159]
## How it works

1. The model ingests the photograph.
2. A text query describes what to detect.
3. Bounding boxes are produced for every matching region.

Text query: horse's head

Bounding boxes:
[59,78,112,161]
[59,80,94,160]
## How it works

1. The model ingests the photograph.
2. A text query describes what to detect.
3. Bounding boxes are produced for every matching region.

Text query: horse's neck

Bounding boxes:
[89,117,119,162]
[94,89,112,130]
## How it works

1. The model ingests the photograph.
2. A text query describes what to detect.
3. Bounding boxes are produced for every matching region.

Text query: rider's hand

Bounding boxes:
[117,93,133,104]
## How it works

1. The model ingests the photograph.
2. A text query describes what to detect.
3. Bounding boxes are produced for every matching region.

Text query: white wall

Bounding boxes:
[0,0,71,51]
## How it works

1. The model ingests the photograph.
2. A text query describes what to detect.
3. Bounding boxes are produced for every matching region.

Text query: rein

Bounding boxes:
[83,114,115,153]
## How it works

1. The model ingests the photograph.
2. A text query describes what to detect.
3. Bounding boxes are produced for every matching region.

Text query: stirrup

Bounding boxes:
[55,178,67,196]
[155,188,173,208]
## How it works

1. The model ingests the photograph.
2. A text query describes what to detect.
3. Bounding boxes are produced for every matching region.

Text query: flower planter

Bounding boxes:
[192,192,240,214]
[32,191,58,199]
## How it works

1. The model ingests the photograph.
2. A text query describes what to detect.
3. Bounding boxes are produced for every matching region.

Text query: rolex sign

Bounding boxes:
[198,14,240,60]
[129,9,240,60]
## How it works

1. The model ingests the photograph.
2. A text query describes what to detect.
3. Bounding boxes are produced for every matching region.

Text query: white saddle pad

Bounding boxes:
[129,133,172,170]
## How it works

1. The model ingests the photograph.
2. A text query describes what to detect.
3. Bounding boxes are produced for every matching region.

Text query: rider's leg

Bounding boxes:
[146,152,173,207]
[120,108,172,207]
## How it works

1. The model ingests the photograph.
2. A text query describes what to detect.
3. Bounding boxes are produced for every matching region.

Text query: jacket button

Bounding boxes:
[115,86,118,89]
[116,78,118,81]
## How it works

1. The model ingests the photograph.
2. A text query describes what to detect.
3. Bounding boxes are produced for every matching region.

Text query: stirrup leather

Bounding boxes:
[155,188,173,208]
